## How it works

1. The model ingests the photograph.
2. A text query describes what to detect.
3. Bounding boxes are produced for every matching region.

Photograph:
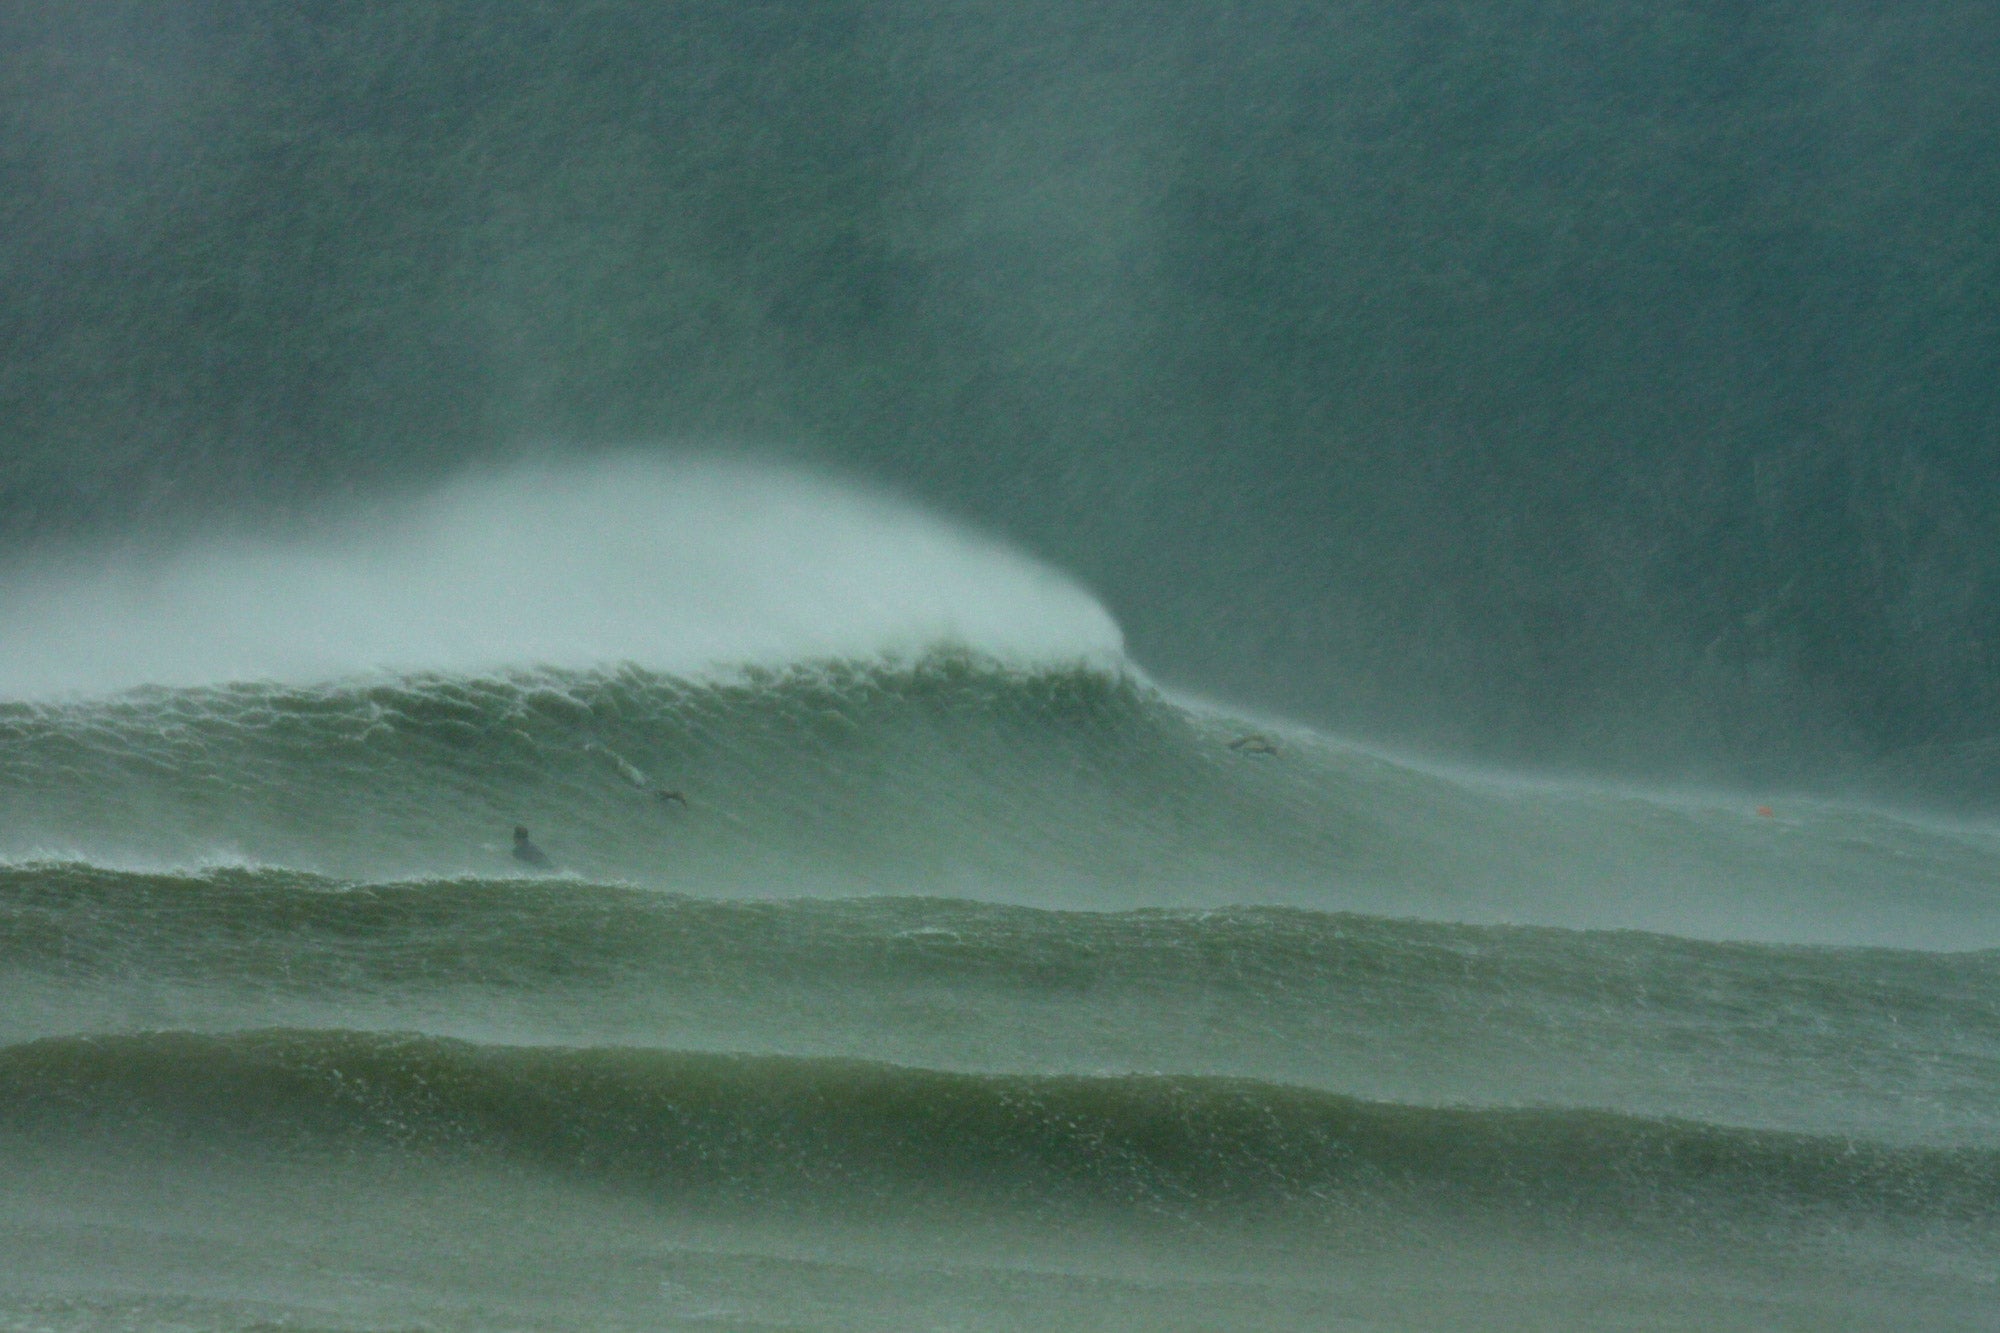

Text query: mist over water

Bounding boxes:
[0,454,1121,698]
[3,5,1999,1330]
[6,1,1999,801]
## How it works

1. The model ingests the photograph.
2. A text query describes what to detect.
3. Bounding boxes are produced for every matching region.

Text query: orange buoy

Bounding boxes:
[1755,805,1775,818]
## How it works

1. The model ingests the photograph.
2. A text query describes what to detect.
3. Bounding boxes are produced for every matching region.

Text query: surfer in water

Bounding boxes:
[512,824,551,868]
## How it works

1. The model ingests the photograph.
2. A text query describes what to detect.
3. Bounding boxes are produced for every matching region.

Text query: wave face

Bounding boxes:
[5,865,1999,1149]
[9,1029,1996,1225]
[4,469,2000,1330]
[4,650,1999,944]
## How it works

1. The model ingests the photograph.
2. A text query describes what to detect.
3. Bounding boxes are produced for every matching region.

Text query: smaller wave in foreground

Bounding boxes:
[5,1029,1994,1235]
[6,863,1998,1144]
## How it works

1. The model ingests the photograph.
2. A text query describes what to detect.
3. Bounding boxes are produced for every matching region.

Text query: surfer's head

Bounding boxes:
[510,824,552,868]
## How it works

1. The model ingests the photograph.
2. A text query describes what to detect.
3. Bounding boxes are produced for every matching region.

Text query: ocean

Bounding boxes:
[7,5,2000,1324]
[1,456,1995,1330]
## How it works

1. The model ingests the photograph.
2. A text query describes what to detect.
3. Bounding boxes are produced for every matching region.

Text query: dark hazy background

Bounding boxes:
[3,1,1996,804]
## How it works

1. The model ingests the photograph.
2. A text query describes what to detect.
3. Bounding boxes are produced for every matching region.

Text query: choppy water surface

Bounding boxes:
[8,0,2000,1323]
[4,622,1998,1328]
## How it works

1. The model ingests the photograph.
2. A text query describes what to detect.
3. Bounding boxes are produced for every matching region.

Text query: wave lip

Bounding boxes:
[6,1029,1995,1233]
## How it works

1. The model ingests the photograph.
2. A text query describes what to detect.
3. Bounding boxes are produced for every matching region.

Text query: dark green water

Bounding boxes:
[4,5,1999,1328]
[4,0,1999,792]
[2,612,1998,1327]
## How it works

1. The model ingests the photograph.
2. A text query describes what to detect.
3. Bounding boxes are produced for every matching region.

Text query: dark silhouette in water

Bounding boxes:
[655,789,687,807]
[512,825,551,868]
[1228,734,1281,756]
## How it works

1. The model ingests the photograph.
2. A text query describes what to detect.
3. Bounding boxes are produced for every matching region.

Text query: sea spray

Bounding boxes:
[0,453,1122,699]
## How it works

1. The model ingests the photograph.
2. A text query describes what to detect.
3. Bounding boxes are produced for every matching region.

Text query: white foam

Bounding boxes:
[0,452,1125,699]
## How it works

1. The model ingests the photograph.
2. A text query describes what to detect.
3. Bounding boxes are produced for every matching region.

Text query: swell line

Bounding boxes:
[7,1029,1995,1229]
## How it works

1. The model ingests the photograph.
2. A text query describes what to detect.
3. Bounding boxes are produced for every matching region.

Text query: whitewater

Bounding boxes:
[2,456,1996,1331]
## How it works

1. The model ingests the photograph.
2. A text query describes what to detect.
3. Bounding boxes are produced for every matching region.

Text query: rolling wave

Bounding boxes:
[0,650,1308,893]
[6,1029,1994,1231]
[4,628,1999,1325]
[3,650,1999,946]
[6,863,1996,1144]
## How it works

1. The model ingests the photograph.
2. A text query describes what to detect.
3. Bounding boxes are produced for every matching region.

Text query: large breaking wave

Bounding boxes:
[3,647,1998,947]
[4,457,1999,1330]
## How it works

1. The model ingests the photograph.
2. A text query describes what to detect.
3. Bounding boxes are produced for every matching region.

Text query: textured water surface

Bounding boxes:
[3,653,1997,1329]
